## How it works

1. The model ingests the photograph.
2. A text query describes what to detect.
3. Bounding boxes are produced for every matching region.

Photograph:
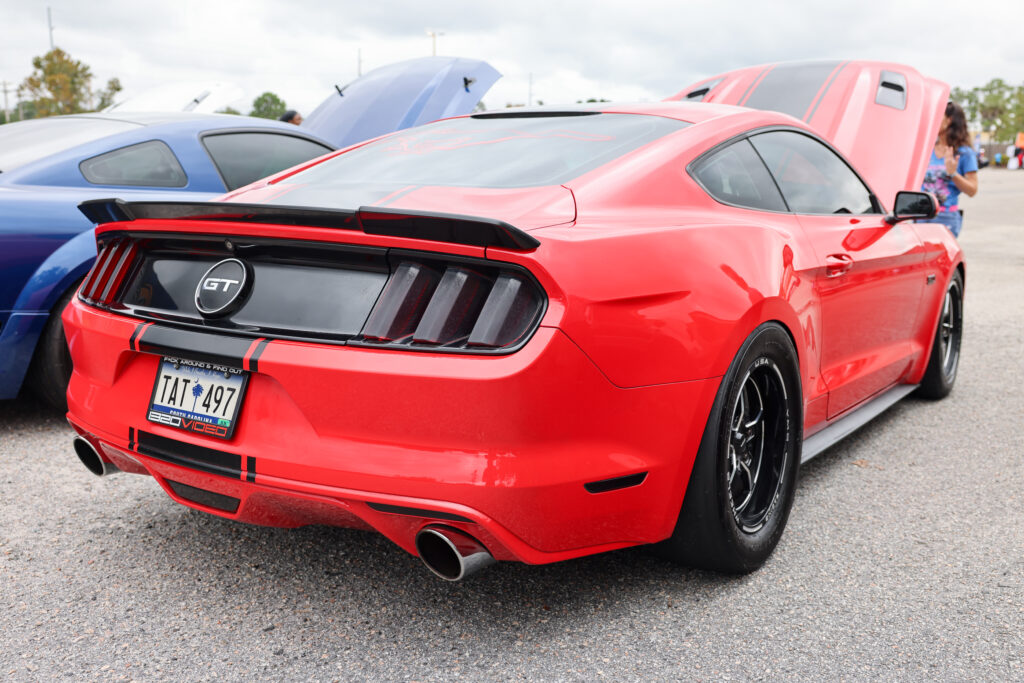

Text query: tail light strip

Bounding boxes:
[80,238,138,305]
[354,258,545,352]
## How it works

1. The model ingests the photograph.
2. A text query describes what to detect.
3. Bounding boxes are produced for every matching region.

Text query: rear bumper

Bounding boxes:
[64,298,719,564]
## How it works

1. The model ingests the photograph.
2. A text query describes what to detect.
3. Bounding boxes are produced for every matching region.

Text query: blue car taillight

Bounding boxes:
[354,255,545,353]
[79,238,138,306]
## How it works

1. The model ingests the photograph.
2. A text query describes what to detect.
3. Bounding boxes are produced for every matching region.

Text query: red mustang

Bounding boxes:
[64,61,962,581]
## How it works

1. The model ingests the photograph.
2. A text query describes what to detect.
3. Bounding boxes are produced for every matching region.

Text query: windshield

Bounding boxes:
[0,117,139,173]
[270,113,689,203]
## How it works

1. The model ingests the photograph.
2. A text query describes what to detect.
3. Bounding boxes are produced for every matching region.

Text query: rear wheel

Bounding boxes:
[28,282,80,412]
[916,270,963,400]
[657,323,801,573]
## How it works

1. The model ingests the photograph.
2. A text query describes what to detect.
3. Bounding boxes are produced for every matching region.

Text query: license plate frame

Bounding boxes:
[146,356,249,440]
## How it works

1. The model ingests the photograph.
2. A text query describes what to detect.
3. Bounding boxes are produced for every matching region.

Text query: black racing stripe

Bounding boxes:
[166,480,240,513]
[245,456,256,483]
[249,339,270,373]
[805,61,848,123]
[584,471,648,494]
[137,325,252,368]
[137,430,242,479]
[738,66,773,106]
[366,502,473,523]
[744,61,843,119]
[129,323,146,351]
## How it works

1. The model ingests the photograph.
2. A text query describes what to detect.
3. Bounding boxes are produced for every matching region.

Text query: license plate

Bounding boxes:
[147,356,249,440]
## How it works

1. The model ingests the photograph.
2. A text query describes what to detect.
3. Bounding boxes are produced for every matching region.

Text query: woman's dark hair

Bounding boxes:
[279,110,299,123]
[943,101,971,149]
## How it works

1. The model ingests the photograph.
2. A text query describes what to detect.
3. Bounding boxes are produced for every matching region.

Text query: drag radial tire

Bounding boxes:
[915,270,964,400]
[656,322,802,573]
[28,282,80,412]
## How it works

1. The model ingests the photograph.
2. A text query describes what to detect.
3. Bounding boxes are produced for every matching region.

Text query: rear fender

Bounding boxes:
[12,228,96,314]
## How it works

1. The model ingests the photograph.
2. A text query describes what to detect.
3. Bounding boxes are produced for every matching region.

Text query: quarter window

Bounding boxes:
[749,131,877,215]
[691,139,787,212]
[202,133,333,191]
[80,140,187,187]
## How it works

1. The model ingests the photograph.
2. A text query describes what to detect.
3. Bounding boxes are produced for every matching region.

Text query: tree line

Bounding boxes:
[950,80,1023,143]
[2,48,291,124]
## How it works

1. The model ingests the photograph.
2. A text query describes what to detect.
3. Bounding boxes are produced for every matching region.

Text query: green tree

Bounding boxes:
[20,48,98,116]
[95,77,122,110]
[216,106,242,115]
[249,91,287,119]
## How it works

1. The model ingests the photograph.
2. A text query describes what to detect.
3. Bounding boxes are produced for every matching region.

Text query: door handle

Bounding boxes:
[825,253,854,277]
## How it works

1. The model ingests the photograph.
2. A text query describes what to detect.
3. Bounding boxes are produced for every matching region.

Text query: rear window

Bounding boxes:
[272,113,689,198]
[0,117,139,172]
[80,140,187,187]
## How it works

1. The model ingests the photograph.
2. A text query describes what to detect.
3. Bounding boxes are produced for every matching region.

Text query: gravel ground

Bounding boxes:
[2,169,1022,681]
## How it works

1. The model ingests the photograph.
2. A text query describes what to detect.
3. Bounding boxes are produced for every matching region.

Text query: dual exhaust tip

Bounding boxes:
[72,437,493,580]
[415,525,494,581]
[72,436,119,477]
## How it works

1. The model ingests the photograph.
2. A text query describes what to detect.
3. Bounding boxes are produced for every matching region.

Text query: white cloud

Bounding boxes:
[2,0,1021,117]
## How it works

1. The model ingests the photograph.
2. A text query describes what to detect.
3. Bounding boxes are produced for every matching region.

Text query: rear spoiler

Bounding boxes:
[78,198,540,251]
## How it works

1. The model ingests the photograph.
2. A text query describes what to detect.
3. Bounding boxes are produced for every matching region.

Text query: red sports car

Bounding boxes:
[64,61,962,581]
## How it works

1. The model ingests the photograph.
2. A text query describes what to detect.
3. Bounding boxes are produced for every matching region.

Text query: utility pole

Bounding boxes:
[1,81,12,123]
[357,47,362,77]
[426,30,444,56]
[528,73,533,108]
[47,7,55,50]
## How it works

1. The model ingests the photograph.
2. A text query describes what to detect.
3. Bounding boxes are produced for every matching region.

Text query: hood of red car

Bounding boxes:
[669,60,949,208]
[301,56,501,150]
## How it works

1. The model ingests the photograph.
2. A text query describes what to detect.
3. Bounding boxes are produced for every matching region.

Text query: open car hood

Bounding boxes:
[302,56,500,149]
[669,61,949,207]
[105,82,245,114]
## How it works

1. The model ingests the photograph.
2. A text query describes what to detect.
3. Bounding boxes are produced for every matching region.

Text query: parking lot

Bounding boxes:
[2,168,1022,681]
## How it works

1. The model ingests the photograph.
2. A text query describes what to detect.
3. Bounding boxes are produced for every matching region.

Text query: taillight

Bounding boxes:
[79,237,138,306]
[355,256,545,353]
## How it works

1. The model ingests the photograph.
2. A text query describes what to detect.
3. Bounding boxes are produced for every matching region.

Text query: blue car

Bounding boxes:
[0,56,499,409]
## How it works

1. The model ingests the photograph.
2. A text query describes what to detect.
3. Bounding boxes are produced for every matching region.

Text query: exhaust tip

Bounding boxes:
[415,525,495,582]
[73,436,118,476]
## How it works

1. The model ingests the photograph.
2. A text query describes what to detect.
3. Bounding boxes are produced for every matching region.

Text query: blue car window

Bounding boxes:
[202,133,333,191]
[80,140,188,187]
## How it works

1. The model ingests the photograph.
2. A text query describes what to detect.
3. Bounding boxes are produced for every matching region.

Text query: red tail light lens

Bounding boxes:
[79,237,138,306]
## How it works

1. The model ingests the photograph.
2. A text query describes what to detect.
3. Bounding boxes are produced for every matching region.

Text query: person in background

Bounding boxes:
[920,101,978,238]
[279,110,303,125]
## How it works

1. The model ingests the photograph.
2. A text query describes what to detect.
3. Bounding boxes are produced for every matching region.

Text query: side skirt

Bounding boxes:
[801,384,918,463]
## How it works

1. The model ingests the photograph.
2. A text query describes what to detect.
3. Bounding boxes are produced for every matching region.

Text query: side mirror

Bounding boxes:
[885,191,938,225]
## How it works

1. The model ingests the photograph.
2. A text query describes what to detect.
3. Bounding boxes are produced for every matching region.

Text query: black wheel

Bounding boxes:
[27,282,80,412]
[916,270,964,400]
[656,323,802,573]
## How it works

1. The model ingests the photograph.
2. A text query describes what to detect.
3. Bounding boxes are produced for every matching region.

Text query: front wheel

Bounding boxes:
[915,270,964,400]
[656,323,802,573]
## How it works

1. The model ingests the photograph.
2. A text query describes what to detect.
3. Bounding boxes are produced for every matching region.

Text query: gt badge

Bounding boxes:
[195,258,251,316]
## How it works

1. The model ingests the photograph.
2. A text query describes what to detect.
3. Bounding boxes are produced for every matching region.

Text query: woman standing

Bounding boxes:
[920,101,979,237]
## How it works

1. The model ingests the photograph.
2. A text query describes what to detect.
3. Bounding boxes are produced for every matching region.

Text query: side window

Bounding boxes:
[749,131,878,215]
[690,139,787,212]
[80,141,187,187]
[202,133,333,191]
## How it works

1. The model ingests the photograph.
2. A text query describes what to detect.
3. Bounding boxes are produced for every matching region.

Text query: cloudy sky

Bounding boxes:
[2,0,1021,116]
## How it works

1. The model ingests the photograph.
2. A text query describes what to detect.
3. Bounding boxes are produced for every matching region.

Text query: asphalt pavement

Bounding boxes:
[2,168,1022,681]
